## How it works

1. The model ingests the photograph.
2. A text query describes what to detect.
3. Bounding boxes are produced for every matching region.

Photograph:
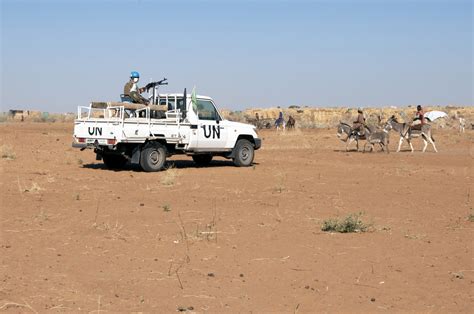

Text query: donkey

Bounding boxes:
[385,115,438,153]
[336,122,372,152]
[287,116,296,129]
[275,116,285,130]
[363,123,391,153]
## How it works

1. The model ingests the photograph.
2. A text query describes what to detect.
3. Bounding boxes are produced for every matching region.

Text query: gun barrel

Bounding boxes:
[145,78,168,91]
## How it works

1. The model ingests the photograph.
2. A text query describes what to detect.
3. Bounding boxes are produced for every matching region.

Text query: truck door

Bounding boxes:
[195,99,228,150]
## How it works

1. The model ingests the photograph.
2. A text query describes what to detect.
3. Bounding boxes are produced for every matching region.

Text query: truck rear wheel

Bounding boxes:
[232,139,254,167]
[192,154,213,166]
[102,154,127,170]
[140,143,166,172]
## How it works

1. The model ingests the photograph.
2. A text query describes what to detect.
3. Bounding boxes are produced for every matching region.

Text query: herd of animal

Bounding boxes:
[247,113,468,153]
[337,115,438,153]
[249,115,296,130]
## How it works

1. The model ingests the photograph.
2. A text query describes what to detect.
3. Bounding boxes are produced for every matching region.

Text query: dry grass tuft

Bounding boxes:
[18,181,43,193]
[468,213,474,222]
[1,145,16,160]
[194,218,218,242]
[184,217,218,243]
[93,220,127,240]
[28,182,43,193]
[273,172,286,193]
[46,175,56,183]
[35,209,50,222]
[161,166,178,186]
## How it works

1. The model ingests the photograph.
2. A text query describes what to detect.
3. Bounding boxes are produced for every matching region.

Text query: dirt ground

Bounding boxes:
[1,122,473,312]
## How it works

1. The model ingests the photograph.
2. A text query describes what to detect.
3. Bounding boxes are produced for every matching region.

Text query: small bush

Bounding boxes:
[1,145,16,160]
[321,213,369,233]
[321,218,339,232]
[22,182,42,193]
[161,166,178,186]
[468,213,474,222]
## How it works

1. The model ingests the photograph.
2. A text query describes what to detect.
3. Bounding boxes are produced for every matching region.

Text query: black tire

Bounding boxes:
[232,139,254,167]
[102,154,127,169]
[192,154,213,166]
[140,143,167,172]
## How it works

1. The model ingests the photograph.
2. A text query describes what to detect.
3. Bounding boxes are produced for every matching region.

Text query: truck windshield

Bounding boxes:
[196,100,220,121]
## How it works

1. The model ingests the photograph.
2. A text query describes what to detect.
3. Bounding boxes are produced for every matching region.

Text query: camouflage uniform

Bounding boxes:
[123,79,148,105]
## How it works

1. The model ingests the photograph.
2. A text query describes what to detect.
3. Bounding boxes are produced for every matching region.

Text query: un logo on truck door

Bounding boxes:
[88,127,102,136]
[201,125,220,139]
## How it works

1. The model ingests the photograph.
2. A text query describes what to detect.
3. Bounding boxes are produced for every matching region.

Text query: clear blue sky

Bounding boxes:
[1,0,472,112]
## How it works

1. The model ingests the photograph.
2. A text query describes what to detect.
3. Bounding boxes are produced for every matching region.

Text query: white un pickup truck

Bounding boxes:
[72,93,261,171]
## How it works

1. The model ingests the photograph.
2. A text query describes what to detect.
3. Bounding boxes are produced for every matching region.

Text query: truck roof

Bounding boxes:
[158,93,212,100]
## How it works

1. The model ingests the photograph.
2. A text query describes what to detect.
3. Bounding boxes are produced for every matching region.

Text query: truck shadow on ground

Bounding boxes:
[81,159,257,171]
[168,159,234,169]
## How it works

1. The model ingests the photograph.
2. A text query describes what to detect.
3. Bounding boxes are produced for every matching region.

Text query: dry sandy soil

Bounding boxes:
[1,122,473,312]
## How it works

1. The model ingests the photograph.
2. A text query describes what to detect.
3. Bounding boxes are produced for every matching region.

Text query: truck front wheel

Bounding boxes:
[232,139,254,167]
[140,143,166,172]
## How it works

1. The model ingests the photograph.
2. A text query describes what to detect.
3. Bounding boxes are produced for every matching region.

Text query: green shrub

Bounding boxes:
[321,213,369,233]
[321,218,339,232]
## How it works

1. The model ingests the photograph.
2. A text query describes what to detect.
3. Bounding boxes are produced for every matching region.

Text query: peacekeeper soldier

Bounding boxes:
[123,71,149,105]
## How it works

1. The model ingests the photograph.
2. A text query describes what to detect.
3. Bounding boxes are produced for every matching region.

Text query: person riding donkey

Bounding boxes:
[352,108,366,137]
[411,105,426,130]
[275,111,285,130]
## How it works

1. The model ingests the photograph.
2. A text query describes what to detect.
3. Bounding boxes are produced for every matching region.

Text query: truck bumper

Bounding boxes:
[72,142,114,150]
[254,138,262,150]
[72,142,88,149]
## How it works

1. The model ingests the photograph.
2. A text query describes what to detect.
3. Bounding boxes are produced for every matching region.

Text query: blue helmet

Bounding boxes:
[130,71,140,79]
